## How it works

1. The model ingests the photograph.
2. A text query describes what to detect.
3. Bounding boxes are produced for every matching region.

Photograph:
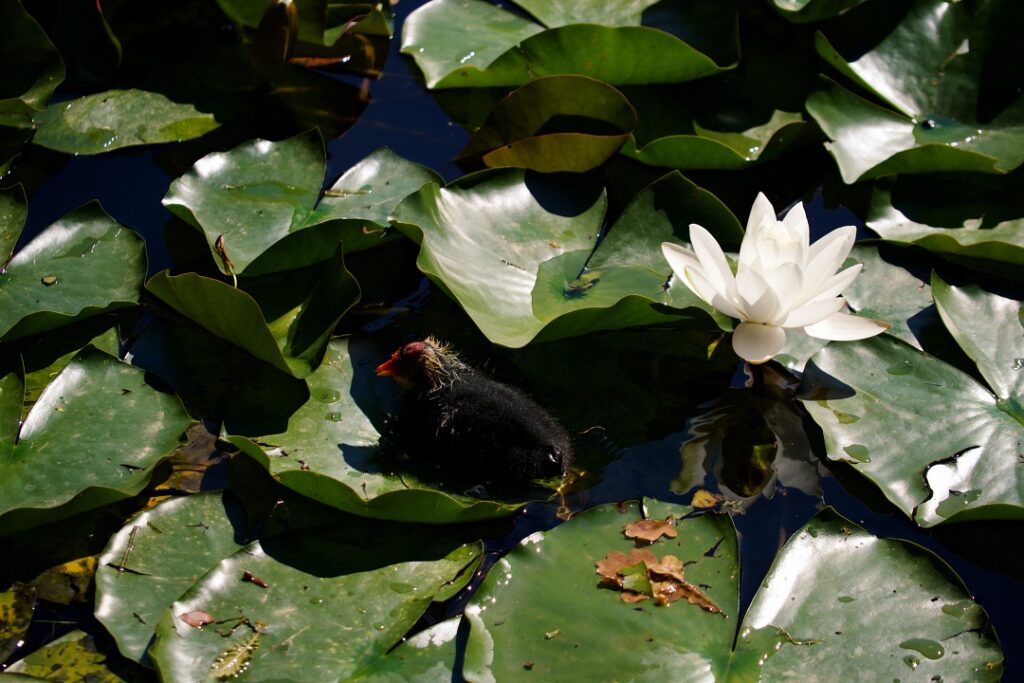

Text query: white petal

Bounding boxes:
[807,263,863,304]
[689,225,736,299]
[732,322,787,364]
[740,193,776,269]
[737,272,779,323]
[685,266,731,310]
[709,291,743,319]
[780,297,846,328]
[801,226,857,294]
[662,243,703,283]
[763,262,802,317]
[803,312,890,341]
[780,202,809,263]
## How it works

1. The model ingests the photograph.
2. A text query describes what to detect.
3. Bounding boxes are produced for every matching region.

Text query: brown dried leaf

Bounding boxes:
[179,610,216,628]
[623,516,677,543]
[619,591,648,604]
[595,548,658,587]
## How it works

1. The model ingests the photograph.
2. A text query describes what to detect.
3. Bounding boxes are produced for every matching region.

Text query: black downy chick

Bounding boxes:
[375,337,572,492]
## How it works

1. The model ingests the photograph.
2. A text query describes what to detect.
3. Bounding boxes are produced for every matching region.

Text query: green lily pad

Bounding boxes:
[0,0,64,129]
[0,202,145,342]
[32,89,220,154]
[164,134,436,276]
[457,75,636,173]
[842,245,933,350]
[807,78,1024,183]
[391,169,736,348]
[3,631,123,682]
[229,337,522,523]
[744,509,1001,680]
[216,0,391,46]
[149,530,481,681]
[0,348,190,535]
[350,616,460,681]
[463,500,1001,680]
[463,499,738,681]
[867,173,1024,275]
[94,493,249,662]
[0,185,26,267]
[400,0,736,89]
[801,280,1024,526]
[808,0,1024,182]
[146,249,359,379]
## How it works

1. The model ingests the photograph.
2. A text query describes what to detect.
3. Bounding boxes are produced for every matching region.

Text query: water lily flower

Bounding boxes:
[661,193,888,364]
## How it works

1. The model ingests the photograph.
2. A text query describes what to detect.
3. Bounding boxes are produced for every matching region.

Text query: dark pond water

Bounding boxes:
[10,0,1023,678]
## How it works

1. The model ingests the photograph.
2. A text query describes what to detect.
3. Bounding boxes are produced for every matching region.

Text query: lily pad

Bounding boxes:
[0,185,26,268]
[808,0,1024,182]
[400,0,736,89]
[867,173,1024,275]
[146,248,359,379]
[32,89,220,154]
[3,630,123,682]
[164,134,437,276]
[216,0,391,46]
[462,499,738,681]
[391,169,736,348]
[149,530,481,682]
[0,202,146,341]
[94,493,249,662]
[457,75,636,173]
[801,280,1024,526]
[0,348,190,535]
[463,500,1001,680]
[351,616,460,681]
[0,0,63,129]
[228,336,523,523]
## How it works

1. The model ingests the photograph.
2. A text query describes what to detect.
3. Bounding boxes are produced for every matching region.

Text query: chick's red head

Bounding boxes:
[375,340,430,390]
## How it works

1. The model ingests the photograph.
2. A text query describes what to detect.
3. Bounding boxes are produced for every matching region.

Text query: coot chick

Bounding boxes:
[376,337,572,492]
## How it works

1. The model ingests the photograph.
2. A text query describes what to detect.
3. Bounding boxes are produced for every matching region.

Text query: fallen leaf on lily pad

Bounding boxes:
[623,516,677,543]
[691,489,724,509]
[179,611,216,628]
[595,547,724,614]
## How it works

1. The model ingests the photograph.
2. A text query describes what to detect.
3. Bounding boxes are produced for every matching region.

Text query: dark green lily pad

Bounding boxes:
[146,249,359,379]
[808,0,1024,182]
[457,75,636,173]
[807,79,1024,183]
[148,530,481,681]
[350,617,460,681]
[0,185,26,267]
[867,174,1024,275]
[744,509,1001,680]
[94,493,249,662]
[463,500,1001,679]
[0,348,190,535]
[3,630,123,682]
[463,499,738,681]
[0,202,146,341]
[164,134,437,276]
[391,169,735,348]
[32,89,220,154]
[216,0,391,46]
[801,279,1024,526]
[401,0,736,89]
[229,336,522,522]
[162,130,326,276]
[0,0,64,129]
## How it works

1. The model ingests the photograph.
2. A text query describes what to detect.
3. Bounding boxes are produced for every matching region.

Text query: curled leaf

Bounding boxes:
[623,516,677,543]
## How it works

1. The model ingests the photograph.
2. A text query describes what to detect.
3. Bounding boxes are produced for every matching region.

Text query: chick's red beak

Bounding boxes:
[375,355,399,377]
